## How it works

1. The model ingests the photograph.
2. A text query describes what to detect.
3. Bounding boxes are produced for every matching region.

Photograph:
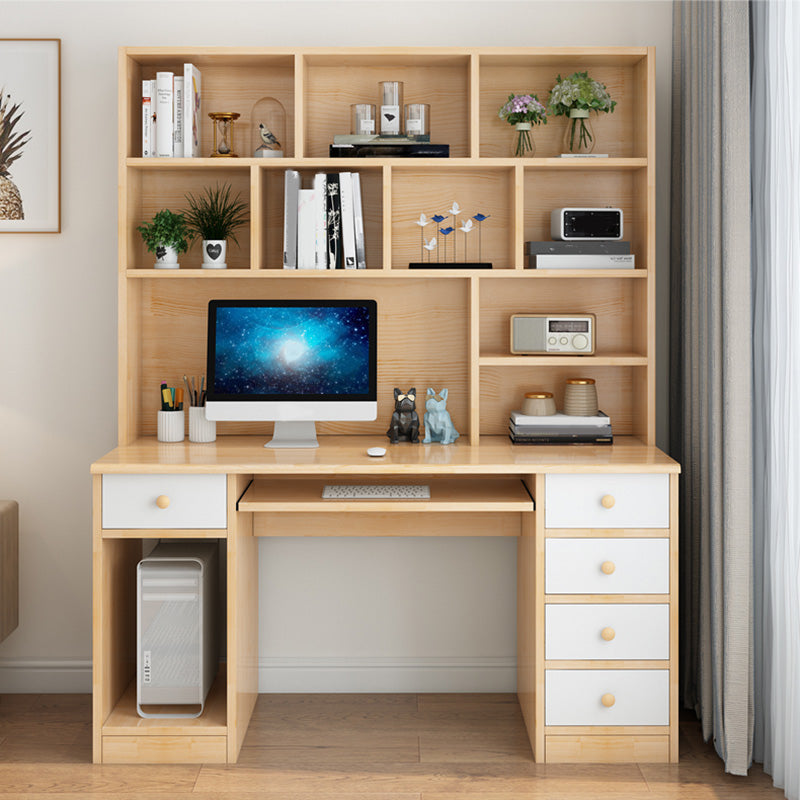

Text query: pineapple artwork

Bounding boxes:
[0,87,31,220]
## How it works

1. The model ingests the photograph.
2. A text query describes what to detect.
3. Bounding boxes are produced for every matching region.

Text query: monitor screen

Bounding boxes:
[207,299,377,402]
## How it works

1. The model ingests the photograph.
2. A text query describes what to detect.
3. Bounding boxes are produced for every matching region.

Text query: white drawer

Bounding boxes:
[545,473,669,529]
[545,604,669,660]
[102,474,227,529]
[545,538,669,595]
[546,669,669,726]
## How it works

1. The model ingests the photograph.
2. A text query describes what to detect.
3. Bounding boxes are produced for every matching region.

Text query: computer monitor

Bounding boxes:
[206,299,377,448]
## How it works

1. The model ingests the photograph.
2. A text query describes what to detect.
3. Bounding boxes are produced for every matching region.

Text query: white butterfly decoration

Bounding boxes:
[415,213,430,227]
[448,202,461,216]
[459,218,474,234]
[423,238,438,251]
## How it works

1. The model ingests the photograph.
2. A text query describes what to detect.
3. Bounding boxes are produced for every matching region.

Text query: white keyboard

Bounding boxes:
[322,484,431,500]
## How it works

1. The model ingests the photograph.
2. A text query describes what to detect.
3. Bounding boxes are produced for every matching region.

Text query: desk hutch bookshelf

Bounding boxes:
[92,46,679,766]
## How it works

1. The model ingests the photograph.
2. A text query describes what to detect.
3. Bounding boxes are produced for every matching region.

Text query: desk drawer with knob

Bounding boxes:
[545,474,669,529]
[102,474,227,529]
[545,537,669,595]
[545,604,669,660]
[545,669,669,726]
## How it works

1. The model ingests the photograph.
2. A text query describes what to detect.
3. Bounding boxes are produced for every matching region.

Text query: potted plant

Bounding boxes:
[498,93,547,157]
[184,183,249,269]
[548,71,616,155]
[137,209,192,269]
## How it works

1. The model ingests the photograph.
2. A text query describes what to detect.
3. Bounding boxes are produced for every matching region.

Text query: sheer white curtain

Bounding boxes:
[752,2,800,798]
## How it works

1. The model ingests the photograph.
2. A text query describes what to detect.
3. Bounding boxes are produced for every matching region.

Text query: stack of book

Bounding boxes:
[329,134,449,158]
[283,171,366,269]
[142,64,202,158]
[526,241,634,270]
[509,410,613,445]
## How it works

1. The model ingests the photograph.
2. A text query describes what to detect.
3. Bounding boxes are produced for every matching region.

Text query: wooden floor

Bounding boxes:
[0,693,785,798]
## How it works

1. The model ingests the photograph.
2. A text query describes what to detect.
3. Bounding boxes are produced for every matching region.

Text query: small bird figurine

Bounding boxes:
[423,237,437,262]
[258,123,281,150]
[459,218,474,233]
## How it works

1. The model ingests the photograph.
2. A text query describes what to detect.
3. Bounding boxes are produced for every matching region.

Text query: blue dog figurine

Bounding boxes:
[422,388,460,445]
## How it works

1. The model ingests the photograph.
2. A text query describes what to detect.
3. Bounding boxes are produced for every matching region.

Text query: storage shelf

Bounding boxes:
[479,353,648,367]
[126,268,648,279]
[102,669,227,736]
[238,477,534,513]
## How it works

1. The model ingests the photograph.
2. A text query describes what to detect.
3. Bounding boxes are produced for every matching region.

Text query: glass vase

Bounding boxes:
[512,122,535,157]
[563,109,595,154]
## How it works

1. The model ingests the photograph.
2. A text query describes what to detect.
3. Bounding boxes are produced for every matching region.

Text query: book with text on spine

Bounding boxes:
[142,80,153,157]
[183,64,202,157]
[155,72,174,157]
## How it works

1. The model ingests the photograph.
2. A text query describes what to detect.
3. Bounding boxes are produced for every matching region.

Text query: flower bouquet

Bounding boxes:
[548,71,616,154]
[498,93,547,157]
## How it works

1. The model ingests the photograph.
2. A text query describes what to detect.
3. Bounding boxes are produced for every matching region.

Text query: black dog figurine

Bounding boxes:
[387,387,420,443]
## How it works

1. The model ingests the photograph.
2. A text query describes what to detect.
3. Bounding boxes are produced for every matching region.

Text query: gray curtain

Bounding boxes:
[670,0,754,775]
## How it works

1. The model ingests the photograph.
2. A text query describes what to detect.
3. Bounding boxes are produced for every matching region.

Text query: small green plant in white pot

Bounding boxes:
[137,209,192,269]
[184,183,249,269]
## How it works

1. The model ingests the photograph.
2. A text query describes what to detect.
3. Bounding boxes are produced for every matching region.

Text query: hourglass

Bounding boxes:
[208,112,240,157]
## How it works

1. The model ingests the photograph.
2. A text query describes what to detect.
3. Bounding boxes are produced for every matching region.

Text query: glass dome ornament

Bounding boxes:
[208,112,240,157]
[251,97,286,158]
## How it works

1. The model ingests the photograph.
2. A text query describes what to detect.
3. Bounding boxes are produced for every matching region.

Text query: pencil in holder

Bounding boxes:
[189,405,216,443]
[157,409,185,442]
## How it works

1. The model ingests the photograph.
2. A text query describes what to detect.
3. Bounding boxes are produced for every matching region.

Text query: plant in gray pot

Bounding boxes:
[137,209,192,269]
[184,183,249,269]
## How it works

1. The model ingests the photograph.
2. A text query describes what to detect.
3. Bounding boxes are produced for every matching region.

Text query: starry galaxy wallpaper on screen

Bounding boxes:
[212,305,371,396]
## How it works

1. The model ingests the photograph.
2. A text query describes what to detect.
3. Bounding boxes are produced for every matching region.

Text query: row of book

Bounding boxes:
[283,171,366,270]
[142,64,202,158]
[509,410,613,445]
[526,240,634,269]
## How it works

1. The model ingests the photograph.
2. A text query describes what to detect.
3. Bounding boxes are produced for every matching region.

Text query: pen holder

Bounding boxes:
[157,410,185,442]
[189,406,216,443]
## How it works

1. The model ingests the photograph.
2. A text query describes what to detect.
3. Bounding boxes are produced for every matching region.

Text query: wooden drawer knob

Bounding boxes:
[155,495,171,510]
[601,494,616,509]
[601,693,616,708]
[601,560,616,575]
[601,627,616,641]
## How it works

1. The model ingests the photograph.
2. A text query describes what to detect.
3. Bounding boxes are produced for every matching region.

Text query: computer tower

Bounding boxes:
[137,540,219,718]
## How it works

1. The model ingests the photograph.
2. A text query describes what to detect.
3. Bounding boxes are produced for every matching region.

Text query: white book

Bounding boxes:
[155,72,174,157]
[142,80,153,157]
[510,411,611,427]
[312,173,328,269]
[339,172,357,269]
[297,189,317,270]
[534,254,635,269]
[352,172,366,269]
[282,170,300,269]
[183,63,202,157]
[172,76,184,157]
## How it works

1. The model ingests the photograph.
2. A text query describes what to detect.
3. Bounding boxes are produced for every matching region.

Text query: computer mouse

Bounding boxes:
[367,446,387,457]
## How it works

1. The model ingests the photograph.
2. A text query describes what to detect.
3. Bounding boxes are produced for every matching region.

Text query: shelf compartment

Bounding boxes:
[479,276,647,358]
[478,51,649,159]
[479,354,648,367]
[480,364,646,438]
[253,164,383,270]
[134,277,470,440]
[391,167,515,269]
[126,167,251,270]
[239,476,533,513]
[302,53,471,158]
[123,50,295,159]
[522,167,648,271]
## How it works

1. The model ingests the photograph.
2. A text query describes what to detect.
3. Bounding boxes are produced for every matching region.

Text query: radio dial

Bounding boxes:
[573,333,589,350]
[548,336,557,345]
[559,336,568,345]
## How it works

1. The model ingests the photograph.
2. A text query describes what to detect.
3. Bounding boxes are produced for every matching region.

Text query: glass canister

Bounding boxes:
[351,103,377,135]
[378,81,403,135]
[563,378,599,416]
[404,103,430,137]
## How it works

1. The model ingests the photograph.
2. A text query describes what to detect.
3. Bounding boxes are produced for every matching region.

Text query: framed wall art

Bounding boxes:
[0,39,61,233]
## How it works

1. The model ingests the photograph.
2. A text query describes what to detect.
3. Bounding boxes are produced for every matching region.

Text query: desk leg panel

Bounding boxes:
[227,474,258,763]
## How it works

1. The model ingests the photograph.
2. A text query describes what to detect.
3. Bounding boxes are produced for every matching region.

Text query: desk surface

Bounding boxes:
[91,435,680,475]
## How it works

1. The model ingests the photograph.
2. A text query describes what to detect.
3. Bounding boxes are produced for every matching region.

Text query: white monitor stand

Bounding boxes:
[264,420,319,449]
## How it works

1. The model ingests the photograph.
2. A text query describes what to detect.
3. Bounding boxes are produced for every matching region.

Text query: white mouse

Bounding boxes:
[367,446,387,457]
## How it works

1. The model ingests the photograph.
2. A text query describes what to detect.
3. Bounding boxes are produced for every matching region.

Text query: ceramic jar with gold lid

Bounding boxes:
[563,378,598,416]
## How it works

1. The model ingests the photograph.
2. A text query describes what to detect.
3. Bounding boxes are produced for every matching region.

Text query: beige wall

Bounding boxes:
[0,0,672,691]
